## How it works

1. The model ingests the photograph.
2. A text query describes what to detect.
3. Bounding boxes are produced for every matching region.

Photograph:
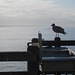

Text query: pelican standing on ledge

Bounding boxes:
[51,23,67,37]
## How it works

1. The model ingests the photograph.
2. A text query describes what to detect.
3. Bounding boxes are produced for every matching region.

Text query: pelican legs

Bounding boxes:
[56,33,59,37]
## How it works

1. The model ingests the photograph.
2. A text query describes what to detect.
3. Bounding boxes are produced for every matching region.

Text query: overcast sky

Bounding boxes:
[0,0,75,27]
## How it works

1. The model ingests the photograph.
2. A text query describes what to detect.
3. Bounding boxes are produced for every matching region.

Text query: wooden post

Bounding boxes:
[38,32,42,60]
[27,46,40,75]
[54,37,61,47]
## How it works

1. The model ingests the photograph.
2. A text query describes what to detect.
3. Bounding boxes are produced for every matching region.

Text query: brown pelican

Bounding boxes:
[51,23,67,37]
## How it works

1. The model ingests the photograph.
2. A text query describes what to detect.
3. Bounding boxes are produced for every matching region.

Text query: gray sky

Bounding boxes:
[0,0,75,27]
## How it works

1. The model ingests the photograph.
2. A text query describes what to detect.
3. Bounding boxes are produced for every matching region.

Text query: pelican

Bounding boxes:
[51,23,67,37]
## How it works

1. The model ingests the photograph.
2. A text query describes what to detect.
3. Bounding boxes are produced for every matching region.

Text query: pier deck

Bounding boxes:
[0,33,75,75]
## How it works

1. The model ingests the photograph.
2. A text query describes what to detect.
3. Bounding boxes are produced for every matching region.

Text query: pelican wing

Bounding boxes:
[53,26,64,33]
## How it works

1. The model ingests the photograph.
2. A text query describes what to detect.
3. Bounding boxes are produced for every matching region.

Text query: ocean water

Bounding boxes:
[0,27,75,72]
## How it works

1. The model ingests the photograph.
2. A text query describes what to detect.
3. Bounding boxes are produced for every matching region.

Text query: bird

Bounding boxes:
[51,23,67,37]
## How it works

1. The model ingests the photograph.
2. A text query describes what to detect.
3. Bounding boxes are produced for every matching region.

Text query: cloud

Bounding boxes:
[0,0,75,27]
[0,0,56,16]
[48,8,75,27]
[0,0,57,27]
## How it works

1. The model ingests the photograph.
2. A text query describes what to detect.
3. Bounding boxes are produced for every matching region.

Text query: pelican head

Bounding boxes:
[51,23,55,26]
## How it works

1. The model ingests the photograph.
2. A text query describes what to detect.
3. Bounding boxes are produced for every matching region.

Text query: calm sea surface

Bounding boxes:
[0,27,75,72]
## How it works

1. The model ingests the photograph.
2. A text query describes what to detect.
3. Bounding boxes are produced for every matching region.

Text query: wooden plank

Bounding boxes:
[0,71,42,75]
[43,72,73,74]
[42,57,75,62]
[0,52,37,61]
[0,71,29,75]
[38,33,42,60]
[42,40,75,46]
[61,41,75,46]
[42,61,75,72]
[42,41,55,46]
